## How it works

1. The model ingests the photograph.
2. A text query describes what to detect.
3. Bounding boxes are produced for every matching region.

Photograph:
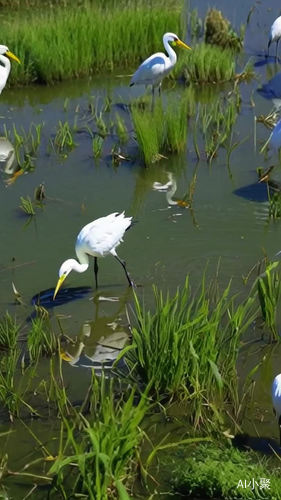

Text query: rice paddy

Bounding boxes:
[1,0,281,498]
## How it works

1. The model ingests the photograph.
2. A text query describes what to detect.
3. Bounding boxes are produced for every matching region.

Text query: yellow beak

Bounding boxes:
[6,50,21,64]
[53,274,67,300]
[176,39,192,51]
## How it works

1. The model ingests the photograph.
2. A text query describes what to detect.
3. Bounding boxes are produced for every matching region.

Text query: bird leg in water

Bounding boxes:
[279,415,281,446]
[94,257,99,288]
[151,86,155,112]
[114,254,135,287]
[276,39,280,60]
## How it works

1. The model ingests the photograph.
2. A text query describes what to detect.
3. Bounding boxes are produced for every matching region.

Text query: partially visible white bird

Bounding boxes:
[53,212,134,299]
[130,32,191,99]
[268,16,281,58]
[272,374,281,445]
[0,45,20,94]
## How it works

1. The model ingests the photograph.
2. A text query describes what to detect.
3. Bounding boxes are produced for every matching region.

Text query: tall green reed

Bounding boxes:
[2,2,183,85]
[48,374,149,499]
[0,313,19,351]
[256,261,281,341]
[122,275,257,427]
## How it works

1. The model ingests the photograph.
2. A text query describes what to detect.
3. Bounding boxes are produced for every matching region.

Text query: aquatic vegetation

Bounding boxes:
[48,375,148,499]
[115,113,129,144]
[132,96,193,165]
[92,134,104,159]
[3,122,43,172]
[51,120,76,155]
[256,261,281,341]
[0,313,19,351]
[268,189,281,219]
[123,275,257,425]
[19,196,36,216]
[204,9,243,52]
[27,309,59,363]
[196,93,240,163]
[170,442,281,499]
[2,1,182,86]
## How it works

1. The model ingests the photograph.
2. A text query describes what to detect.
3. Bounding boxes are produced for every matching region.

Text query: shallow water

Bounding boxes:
[2,1,281,497]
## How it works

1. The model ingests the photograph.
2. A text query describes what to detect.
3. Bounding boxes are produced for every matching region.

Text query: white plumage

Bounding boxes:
[53,212,134,299]
[0,45,20,95]
[268,16,281,58]
[272,374,281,445]
[130,32,191,97]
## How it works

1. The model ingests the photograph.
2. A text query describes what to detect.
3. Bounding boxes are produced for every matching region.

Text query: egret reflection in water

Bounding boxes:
[257,70,281,111]
[0,137,16,174]
[60,289,131,376]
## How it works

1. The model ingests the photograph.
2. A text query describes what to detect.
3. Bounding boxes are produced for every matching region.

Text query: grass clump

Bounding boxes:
[132,97,192,165]
[205,9,243,52]
[256,261,281,341]
[177,43,236,84]
[27,308,59,364]
[170,442,281,499]
[123,275,257,425]
[0,313,19,351]
[48,375,149,499]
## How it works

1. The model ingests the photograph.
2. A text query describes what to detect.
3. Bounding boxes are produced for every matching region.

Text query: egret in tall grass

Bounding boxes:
[0,45,20,94]
[53,212,134,299]
[272,374,281,445]
[130,32,191,101]
[268,16,281,58]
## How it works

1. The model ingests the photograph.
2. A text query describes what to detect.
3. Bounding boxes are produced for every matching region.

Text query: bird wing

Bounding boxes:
[0,65,8,94]
[76,213,132,257]
[130,52,169,86]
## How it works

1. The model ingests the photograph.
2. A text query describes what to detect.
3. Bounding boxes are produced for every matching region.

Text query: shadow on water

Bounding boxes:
[233,182,268,202]
[233,433,281,456]
[31,285,92,308]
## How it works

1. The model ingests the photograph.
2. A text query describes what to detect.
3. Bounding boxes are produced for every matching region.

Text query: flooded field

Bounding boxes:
[1,0,281,498]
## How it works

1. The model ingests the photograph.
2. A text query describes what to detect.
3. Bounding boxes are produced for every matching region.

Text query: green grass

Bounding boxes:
[48,375,149,499]
[122,275,257,426]
[131,95,193,165]
[0,313,19,351]
[2,1,183,86]
[27,309,60,364]
[255,261,281,341]
[3,122,43,172]
[175,43,248,84]
[170,442,281,499]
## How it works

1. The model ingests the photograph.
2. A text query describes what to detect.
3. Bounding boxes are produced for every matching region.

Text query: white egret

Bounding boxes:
[130,32,191,99]
[272,374,281,445]
[268,16,281,58]
[53,212,134,299]
[0,45,20,94]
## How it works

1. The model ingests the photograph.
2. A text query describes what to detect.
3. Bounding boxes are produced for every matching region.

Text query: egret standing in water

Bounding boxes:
[272,374,281,445]
[53,212,134,299]
[268,16,281,59]
[0,45,20,94]
[130,32,191,102]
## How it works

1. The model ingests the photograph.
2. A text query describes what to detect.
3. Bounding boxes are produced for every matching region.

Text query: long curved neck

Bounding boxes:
[0,54,10,74]
[163,37,177,65]
[166,180,178,205]
[73,248,89,273]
